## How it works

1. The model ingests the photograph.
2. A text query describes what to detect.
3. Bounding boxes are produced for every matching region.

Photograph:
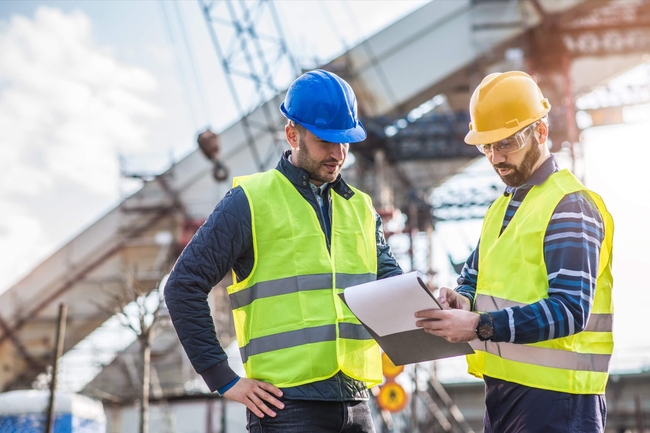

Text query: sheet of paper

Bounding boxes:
[343,271,440,337]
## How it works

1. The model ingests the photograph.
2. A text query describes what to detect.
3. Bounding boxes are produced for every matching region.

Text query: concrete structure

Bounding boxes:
[2,0,650,430]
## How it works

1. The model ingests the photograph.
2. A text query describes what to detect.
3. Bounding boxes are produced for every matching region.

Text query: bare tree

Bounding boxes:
[96,269,165,433]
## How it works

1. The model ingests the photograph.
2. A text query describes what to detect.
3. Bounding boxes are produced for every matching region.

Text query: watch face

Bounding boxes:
[478,323,494,340]
[477,314,495,341]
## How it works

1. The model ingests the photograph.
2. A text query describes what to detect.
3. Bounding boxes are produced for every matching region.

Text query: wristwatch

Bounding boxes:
[476,313,495,341]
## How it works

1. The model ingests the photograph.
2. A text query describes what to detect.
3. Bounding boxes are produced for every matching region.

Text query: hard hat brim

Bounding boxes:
[281,103,367,143]
[464,109,549,146]
[302,121,367,144]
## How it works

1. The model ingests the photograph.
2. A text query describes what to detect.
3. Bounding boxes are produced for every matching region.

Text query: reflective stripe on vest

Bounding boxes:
[229,273,375,309]
[469,340,610,372]
[229,170,381,388]
[474,294,613,333]
[240,322,372,364]
[468,169,614,394]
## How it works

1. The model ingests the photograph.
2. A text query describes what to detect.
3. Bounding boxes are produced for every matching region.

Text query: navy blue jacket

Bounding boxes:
[165,151,403,400]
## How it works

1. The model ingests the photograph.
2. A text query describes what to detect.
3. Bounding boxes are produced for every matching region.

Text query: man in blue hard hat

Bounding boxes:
[165,69,403,432]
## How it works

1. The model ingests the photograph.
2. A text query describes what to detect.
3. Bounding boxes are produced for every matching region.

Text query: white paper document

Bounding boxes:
[343,271,441,337]
[341,271,474,365]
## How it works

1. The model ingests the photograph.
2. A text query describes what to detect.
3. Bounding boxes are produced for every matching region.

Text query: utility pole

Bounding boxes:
[46,303,67,433]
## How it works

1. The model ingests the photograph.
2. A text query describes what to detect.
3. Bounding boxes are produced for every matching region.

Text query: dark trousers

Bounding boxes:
[246,398,376,433]
[483,376,607,433]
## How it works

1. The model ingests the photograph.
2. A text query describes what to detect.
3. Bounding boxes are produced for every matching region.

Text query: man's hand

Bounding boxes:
[223,378,284,418]
[437,287,471,311]
[414,308,480,343]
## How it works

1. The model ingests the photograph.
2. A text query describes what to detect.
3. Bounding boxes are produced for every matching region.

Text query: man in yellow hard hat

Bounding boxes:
[415,71,614,432]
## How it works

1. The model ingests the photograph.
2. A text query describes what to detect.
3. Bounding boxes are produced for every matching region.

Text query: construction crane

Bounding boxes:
[2,1,650,431]
[198,0,301,172]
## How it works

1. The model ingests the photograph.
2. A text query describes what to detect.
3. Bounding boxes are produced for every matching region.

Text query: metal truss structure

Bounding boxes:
[528,0,650,148]
[3,5,650,427]
[199,0,301,171]
[433,0,650,220]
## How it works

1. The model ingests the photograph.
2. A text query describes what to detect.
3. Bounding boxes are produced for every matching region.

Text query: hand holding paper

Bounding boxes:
[343,272,441,336]
[342,271,474,365]
[436,287,471,311]
[415,308,482,343]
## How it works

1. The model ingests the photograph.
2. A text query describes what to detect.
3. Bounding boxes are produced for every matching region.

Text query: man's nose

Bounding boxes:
[489,149,505,164]
[331,144,346,160]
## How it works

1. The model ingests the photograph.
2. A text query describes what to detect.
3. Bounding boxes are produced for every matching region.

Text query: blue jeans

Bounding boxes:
[483,376,607,433]
[246,398,376,433]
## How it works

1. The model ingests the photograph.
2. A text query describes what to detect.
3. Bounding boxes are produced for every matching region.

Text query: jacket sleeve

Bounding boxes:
[375,211,403,279]
[455,241,480,308]
[164,186,252,392]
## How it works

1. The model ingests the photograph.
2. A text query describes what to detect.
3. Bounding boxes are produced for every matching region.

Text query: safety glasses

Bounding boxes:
[477,122,537,156]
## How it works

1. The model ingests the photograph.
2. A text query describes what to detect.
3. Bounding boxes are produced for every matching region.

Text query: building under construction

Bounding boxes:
[1,0,650,431]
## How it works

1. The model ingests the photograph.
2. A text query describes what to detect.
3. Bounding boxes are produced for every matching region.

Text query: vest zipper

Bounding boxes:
[312,189,331,251]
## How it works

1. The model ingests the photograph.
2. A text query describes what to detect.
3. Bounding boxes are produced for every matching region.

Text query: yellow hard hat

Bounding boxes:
[464,71,551,145]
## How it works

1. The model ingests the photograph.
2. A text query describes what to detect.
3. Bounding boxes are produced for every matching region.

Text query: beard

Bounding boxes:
[493,139,541,187]
[295,135,343,184]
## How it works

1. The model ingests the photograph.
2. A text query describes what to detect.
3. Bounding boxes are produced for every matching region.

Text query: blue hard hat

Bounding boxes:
[280,69,366,143]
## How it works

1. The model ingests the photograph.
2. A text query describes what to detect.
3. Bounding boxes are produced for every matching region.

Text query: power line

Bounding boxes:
[172,0,213,125]
[158,0,200,130]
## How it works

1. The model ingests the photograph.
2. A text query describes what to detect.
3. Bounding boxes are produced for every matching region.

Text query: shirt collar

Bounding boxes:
[504,154,559,194]
[310,182,329,195]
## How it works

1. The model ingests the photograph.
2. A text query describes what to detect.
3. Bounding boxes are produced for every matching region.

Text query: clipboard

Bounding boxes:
[340,271,474,366]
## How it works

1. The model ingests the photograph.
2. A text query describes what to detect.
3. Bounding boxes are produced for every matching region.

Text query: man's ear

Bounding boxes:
[536,121,549,145]
[285,124,299,150]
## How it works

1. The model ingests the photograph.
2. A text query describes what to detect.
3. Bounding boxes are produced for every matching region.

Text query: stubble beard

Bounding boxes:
[493,139,542,188]
[296,136,342,184]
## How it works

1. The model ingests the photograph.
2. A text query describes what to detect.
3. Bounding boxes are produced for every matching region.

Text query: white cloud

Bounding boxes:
[0,6,163,196]
[0,200,52,290]
[0,7,163,292]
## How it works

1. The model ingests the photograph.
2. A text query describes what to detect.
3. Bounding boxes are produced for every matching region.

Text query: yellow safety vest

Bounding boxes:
[228,170,382,388]
[467,169,614,394]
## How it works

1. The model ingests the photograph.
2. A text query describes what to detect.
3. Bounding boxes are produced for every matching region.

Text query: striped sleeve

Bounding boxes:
[455,242,480,307]
[491,191,604,343]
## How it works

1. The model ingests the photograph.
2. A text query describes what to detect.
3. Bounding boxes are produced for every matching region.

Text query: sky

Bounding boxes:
[0,0,428,294]
[0,0,648,385]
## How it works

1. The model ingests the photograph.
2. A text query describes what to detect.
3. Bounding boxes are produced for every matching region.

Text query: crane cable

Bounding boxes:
[172,0,213,126]
[158,0,201,130]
